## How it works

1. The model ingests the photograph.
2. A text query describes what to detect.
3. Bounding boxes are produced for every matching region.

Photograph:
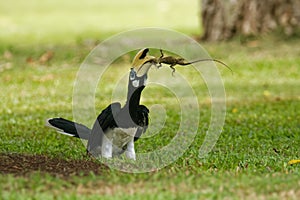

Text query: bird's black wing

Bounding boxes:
[134,105,149,141]
[87,102,121,153]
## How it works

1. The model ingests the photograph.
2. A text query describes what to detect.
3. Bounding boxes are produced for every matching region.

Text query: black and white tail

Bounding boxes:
[46,118,90,140]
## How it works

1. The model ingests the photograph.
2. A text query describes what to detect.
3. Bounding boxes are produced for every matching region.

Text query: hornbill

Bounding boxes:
[46,48,155,160]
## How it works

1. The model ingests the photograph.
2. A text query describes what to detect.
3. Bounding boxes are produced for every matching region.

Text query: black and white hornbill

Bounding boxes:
[46,48,155,160]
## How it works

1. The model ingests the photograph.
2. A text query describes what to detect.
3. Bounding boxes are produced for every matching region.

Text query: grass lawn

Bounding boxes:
[1,0,300,199]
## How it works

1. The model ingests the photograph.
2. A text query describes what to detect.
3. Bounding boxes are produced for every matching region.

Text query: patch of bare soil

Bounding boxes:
[0,153,108,177]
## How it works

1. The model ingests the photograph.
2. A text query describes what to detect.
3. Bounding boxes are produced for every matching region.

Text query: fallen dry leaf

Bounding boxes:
[288,159,300,165]
[3,50,13,60]
[26,56,35,64]
[39,51,54,64]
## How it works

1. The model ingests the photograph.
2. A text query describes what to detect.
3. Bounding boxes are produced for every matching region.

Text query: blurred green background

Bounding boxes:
[0,0,199,45]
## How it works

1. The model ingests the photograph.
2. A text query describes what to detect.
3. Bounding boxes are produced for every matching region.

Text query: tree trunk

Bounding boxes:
[201,0,300,41]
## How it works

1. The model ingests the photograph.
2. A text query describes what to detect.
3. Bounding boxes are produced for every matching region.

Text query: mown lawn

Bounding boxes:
[1,0,300,199]
[1,37,299,199]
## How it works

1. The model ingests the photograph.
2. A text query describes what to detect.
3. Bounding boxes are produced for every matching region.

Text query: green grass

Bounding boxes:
[1,38,300,199]
[1,0,300,199]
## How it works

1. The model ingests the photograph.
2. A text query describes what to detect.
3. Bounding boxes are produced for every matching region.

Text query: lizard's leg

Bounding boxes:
[156,49,164,69]
[156,63,162,68]
[170,64,176,76]
[159,49,164,58]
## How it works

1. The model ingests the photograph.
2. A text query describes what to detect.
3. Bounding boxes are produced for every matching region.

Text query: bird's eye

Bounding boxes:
[130,70,136,80]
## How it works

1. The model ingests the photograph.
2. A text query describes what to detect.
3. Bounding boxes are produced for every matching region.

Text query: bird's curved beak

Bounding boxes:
[132,48,156,77]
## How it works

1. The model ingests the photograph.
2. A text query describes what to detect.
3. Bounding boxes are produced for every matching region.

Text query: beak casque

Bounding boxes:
[132,48,155,77]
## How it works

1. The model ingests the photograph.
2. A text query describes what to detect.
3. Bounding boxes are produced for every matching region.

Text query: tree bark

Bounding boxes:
[201,0,300,41]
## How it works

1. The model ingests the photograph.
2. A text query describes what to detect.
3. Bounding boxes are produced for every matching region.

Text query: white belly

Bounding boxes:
[105,127,137,154]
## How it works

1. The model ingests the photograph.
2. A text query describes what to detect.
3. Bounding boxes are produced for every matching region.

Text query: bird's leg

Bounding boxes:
[125,139,136,160]
[101,135,113,159]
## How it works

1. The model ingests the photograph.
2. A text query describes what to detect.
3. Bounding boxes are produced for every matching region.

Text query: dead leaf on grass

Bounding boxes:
[288,159,300,165]
[39,51,54,64]
[3,50,13,60]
